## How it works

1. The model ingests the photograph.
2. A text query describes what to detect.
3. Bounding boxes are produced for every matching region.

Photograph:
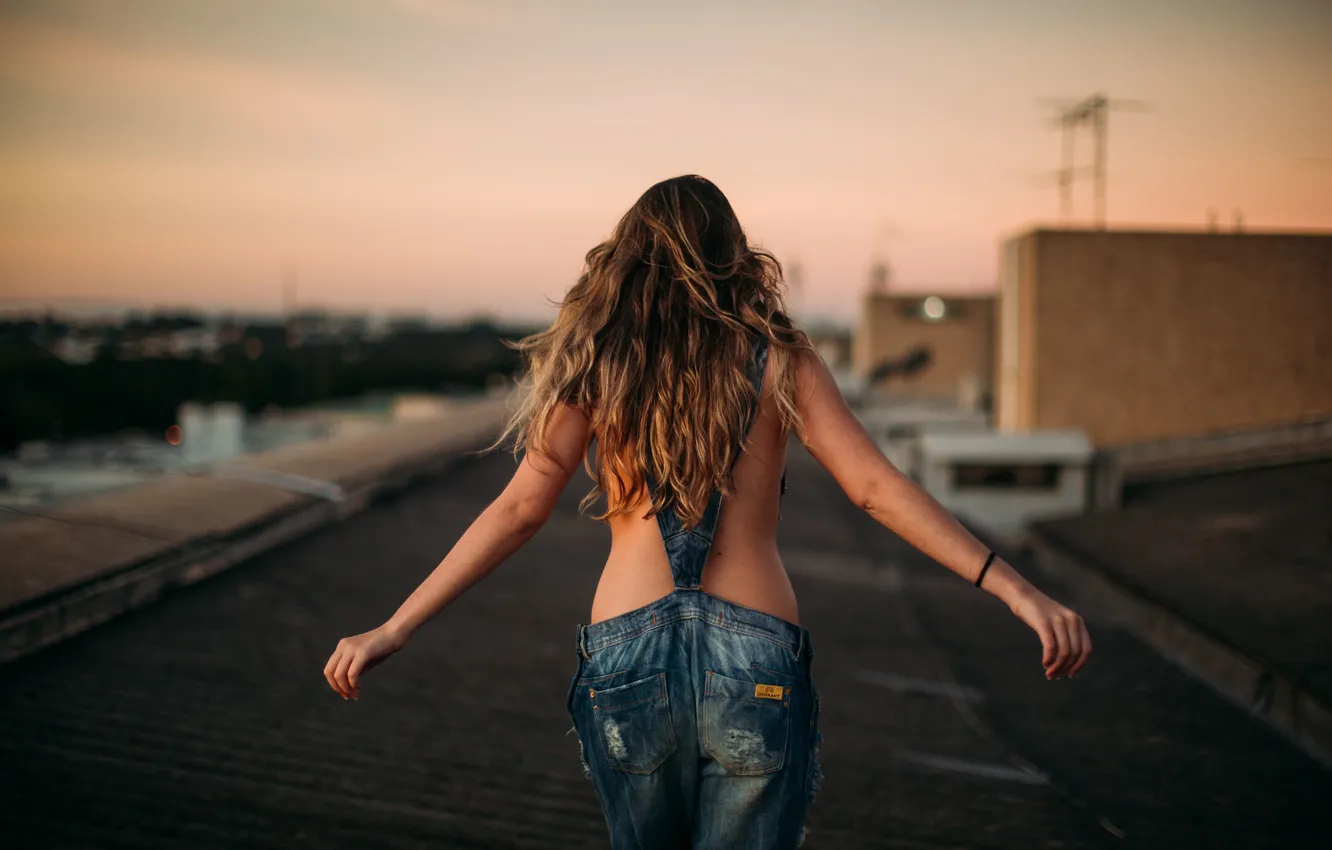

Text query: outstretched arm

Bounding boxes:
[793,348,1090,680]
[324,403,592,699]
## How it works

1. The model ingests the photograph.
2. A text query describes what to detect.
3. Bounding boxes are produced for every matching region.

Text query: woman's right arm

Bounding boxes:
[792,347,1091,679]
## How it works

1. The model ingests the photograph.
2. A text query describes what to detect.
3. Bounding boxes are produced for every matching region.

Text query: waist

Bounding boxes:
[591,552,799,625]
[579,588,809,658]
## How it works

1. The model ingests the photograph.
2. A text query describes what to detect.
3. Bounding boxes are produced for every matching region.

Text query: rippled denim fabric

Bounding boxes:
[567,590,821,850]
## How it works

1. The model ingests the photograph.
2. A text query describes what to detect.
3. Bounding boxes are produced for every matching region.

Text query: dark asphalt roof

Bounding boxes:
[3,447,1330,848]
[1037,460,1332,708]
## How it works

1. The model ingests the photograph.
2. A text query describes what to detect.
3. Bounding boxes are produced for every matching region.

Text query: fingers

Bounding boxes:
[1046,612,1092,679]
[1069,616,1092,677]
[1046,616,1072,679]
[334,648,356,699]
[324,644,347,698]
[346,654,366,698]
[324,638,360,700]
[324,633,390,700]
[1036,620,1056,671]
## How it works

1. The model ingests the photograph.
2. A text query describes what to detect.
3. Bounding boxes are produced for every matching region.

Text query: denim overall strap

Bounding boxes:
[654,332,770,589]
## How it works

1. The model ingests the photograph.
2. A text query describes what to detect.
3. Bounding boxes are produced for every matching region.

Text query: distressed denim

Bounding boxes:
[567,590,821,849]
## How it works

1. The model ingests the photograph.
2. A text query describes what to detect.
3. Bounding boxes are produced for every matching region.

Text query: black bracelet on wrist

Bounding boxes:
[975,550,996,588]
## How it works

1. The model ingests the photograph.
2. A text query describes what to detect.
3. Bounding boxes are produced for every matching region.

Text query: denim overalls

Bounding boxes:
[566,334,821,849]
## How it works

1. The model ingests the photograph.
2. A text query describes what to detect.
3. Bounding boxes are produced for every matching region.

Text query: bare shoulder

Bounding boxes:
[786,346,894,502]
[789,344,842,408]
[527,402,592,478]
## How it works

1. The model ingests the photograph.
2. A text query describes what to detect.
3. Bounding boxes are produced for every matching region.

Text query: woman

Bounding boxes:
[323,175,1091,849]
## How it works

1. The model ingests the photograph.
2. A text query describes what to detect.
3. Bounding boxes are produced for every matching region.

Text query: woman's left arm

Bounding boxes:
[324,403,591,699]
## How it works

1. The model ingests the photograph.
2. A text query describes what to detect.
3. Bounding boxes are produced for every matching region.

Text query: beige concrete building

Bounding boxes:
[853,291,996,404]
[996,228,1332,446]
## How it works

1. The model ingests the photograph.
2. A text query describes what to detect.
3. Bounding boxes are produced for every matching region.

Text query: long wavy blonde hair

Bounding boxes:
[496,175,811,528]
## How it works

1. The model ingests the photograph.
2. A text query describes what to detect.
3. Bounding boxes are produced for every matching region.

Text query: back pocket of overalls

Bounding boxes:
[702,670,791,775]
[589,672,677,774]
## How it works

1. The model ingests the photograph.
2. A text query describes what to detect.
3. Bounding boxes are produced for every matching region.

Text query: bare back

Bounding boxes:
[590,359,797,625]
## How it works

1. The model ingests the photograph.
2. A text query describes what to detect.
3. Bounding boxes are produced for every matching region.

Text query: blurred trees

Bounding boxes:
[0,317,533,451]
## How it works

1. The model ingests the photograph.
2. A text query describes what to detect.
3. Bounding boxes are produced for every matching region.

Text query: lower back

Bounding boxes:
[588,383,796,625]
[590,488,799,626]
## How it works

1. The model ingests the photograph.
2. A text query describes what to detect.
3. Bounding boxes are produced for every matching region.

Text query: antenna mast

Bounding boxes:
[1044,93,1148,229]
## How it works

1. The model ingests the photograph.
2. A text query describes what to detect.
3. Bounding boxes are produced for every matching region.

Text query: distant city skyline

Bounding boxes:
[2,0,1330,321]
[0,296,541,326]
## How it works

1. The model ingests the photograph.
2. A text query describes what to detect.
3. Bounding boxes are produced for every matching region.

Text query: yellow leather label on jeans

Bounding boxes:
[754,684,784,700]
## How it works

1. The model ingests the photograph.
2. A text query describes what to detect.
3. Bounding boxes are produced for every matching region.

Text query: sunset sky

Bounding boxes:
[1,0,1329,322]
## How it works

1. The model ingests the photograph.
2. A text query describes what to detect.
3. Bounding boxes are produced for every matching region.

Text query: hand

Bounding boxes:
[1008,587,1091,679]
[323,625,407,699]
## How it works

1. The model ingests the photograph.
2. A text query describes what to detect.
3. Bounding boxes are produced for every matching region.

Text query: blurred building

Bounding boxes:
[179,402,245,464]
[996,228,1332,445]
[853,289,996,408]
[804,322,853,370]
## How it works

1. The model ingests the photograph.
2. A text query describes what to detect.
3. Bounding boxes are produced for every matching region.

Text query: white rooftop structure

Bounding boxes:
[917,430,1092,462]
[916,429,1094,540]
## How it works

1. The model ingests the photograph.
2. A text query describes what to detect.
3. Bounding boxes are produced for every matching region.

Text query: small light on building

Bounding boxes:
[165,424,183,446]
[922,296,946,320]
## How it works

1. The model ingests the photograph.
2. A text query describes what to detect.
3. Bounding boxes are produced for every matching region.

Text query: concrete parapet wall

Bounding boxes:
[0,393,515,664]
[1086,415,1332,510]
[1113,415,1332,482]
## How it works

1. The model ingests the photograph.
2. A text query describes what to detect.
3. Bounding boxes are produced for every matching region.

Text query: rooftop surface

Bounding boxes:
[1037,459,1332,710]
[3,446,1330,848]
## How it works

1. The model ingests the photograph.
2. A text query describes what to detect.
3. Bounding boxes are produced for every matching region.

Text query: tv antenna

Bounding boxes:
[1039,93,1150,228]
[868,219,904,293]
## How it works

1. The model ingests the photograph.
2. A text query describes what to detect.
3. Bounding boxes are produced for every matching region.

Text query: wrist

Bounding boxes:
[381,619,414,648]
[980,558,1034,610]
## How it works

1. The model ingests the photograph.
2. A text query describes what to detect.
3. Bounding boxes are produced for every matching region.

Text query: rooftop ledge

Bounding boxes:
[0,392,516,663]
